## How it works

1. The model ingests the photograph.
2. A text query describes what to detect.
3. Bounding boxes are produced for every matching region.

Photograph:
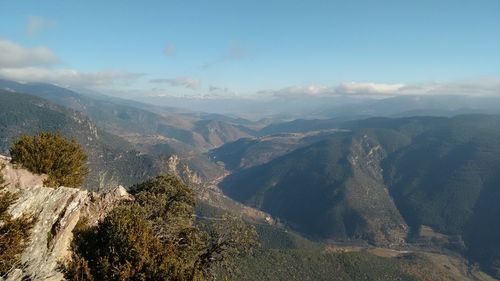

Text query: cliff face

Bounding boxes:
[166,155,202,186]
[0,156,131,281]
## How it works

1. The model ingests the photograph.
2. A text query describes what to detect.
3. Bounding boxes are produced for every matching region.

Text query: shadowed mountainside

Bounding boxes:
[0,89,166,189]
[0,79,257,151]
[218,115,500,275]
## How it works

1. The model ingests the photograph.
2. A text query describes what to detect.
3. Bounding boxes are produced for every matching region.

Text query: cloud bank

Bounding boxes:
[0,39,58,67]
[261,79,500,98]
[0,67,141,88]
[0,39,140,89]
[335,82,405,95]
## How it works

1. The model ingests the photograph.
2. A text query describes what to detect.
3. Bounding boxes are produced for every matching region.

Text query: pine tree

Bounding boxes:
[10,132,88,188]
[64,175,257,281]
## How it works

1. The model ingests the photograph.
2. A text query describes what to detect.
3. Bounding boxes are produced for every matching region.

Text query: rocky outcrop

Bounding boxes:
[166,155,202,186]
[0,156,132,281]
[166,155,272,224]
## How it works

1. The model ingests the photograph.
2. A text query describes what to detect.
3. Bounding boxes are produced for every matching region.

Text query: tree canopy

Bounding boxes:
[10,132,88,188]
[64,175,257,281]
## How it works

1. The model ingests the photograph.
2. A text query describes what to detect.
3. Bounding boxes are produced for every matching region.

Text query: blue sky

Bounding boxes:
[1,0,500,97]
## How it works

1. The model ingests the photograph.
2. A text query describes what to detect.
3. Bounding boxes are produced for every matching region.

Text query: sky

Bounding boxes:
[1,0,500,98]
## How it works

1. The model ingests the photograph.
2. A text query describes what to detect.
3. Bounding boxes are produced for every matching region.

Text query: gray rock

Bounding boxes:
[1,156,132,281]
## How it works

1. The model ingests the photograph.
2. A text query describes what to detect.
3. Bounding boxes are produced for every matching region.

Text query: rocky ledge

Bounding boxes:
[0,156,132,281]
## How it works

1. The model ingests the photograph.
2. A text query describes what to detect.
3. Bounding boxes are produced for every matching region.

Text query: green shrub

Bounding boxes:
[131,175,198,243]
[66,204,200,281]
[64,175,257,281]
[0,192,34,275]
[10,132,88,188]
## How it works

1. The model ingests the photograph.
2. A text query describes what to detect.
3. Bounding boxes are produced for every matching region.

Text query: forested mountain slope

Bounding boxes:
[0,79,256,151]
[218,115,500,275]
[0,89,164,189]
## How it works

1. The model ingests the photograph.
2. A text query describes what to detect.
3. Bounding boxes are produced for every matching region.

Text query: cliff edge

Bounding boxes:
[0,155,131,281]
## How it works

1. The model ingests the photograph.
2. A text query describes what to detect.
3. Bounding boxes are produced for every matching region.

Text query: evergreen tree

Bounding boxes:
[64,175,257,281]
[10,132,88,188]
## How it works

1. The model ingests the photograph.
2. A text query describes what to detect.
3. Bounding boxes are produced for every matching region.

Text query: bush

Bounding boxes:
[10,132,88,188]
[66,204,199,281]
[64,175,257,281]
[0,191,34,275]
[131,175,197,241]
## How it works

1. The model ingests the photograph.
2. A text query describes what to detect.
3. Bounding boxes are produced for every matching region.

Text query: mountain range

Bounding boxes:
[1,78,500,279]
[217,115,500,276]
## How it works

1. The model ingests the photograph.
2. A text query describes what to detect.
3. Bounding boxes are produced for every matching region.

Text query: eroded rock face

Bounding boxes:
[82,185,133,226]
[0,156,132,281]
[6,186,88,281]
[166,155,202,186]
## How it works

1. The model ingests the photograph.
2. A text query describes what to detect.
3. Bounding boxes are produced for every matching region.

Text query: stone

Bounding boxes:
[0,156,132,281]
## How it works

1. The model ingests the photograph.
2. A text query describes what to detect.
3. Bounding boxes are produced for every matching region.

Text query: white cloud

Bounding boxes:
[259,79,500,99]
[335,79,500,97]
[0,39,141,89]
[398,79,500,96]
[163,43,176,56]
[335,82,405,96]
[263,84,332,97]
[0,39,58,67]
[26,16,56,36]
[208,85,238,97]
[0,67,142,88]
[150,77,201,89]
